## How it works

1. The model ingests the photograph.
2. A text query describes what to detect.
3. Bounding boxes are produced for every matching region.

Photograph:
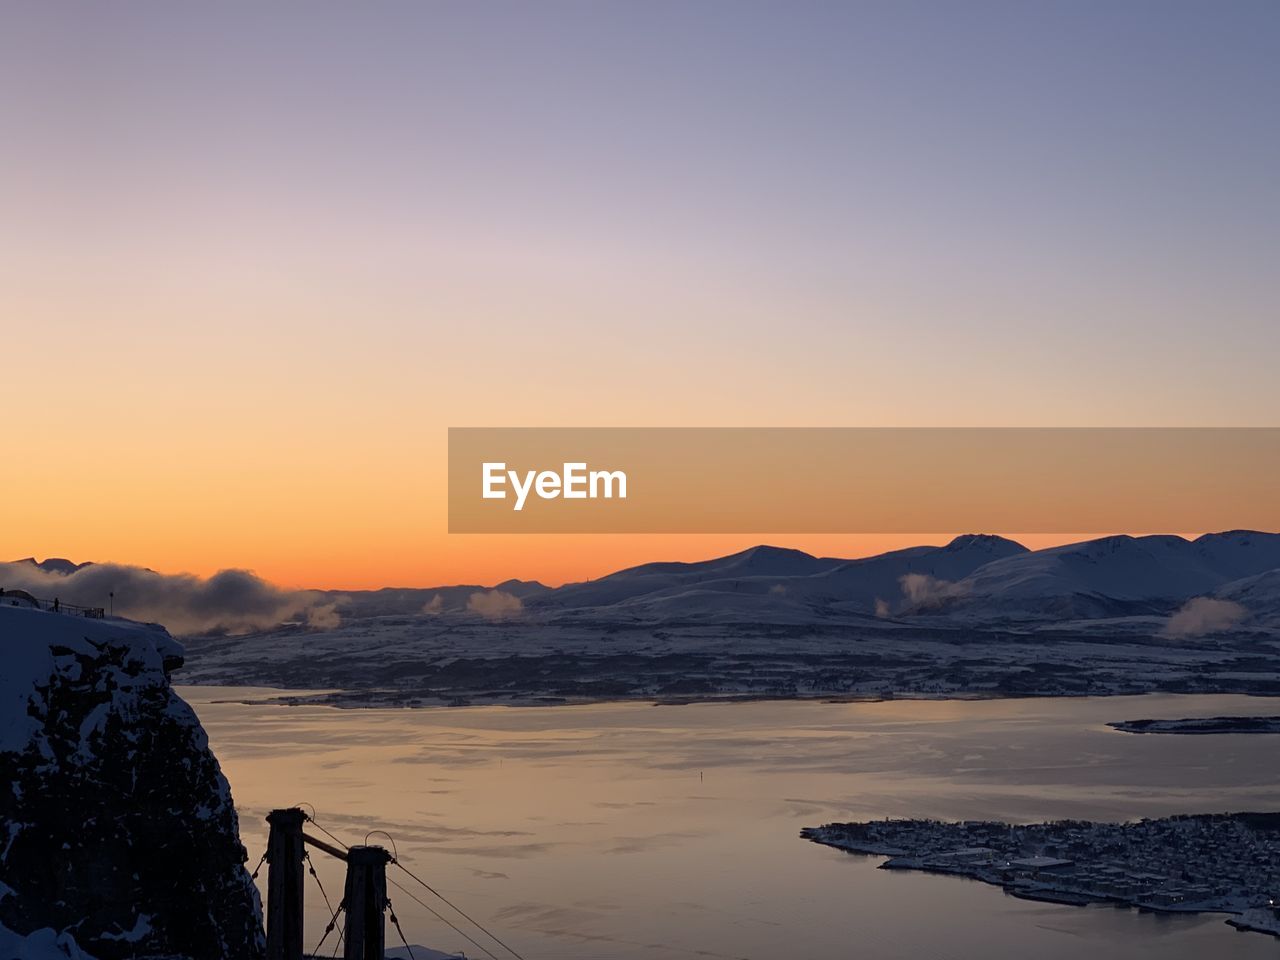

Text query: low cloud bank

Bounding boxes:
[875,574,963,616]
[1163,597,1247,637]
[466,589,522,620]
[0,559,341,636]
[899,573,963,607]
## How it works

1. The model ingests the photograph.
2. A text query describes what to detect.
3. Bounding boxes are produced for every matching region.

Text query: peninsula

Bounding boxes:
[802,813,1280,940]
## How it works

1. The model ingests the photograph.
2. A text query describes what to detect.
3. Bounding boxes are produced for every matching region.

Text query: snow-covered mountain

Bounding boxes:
[932,532,1280,622]
[328,578,551,618]
[537,544,842,610]
[533,536,1027,620]
[516,530,1280,627]
[175,530,1280,707]
[1190,530,1280,581]
[15,530,1280,634]
[1215,567,1280,626]
[781,534,1027,612]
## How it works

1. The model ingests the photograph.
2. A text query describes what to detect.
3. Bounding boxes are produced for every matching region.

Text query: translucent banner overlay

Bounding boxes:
[448,428,1280,534]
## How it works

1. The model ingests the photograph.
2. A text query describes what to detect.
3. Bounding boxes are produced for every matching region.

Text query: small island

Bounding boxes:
[802,813,1280,939]
[1109,716,1280,735]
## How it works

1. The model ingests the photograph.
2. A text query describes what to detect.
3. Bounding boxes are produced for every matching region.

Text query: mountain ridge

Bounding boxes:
[11,531,1280,633]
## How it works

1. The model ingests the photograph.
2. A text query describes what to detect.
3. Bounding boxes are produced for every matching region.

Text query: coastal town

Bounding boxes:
[802,813,1280,939]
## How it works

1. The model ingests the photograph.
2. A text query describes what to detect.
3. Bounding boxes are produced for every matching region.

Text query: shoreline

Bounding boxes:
[802,822,1280,941]
[176,680,1280,712]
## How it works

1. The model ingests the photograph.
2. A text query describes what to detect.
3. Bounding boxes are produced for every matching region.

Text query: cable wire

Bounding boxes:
[392,860,526,960]
[387,876,502,960]
[388,899,418,960]
[330,917,346,959]
[300,814,519,960]
[310,898,345,958]
[307,815,351,852]
[305,850,337,919]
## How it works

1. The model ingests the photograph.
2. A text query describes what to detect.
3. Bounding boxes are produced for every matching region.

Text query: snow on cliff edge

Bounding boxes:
[0,605,182,755]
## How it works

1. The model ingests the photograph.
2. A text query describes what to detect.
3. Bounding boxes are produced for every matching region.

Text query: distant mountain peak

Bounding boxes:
[1195,529,1273,544]
[11,557,92,576]
[736,544,818,561]
[944,534,1028,553]
[493,578,551,597]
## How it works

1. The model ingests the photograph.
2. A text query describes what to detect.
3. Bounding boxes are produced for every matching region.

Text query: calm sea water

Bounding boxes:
[180,690,1280,960]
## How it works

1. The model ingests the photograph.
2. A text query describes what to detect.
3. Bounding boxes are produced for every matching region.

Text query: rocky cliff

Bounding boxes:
[0,604,264,959]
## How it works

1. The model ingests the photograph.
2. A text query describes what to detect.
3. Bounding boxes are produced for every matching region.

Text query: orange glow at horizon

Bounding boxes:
[7,529,1137,592]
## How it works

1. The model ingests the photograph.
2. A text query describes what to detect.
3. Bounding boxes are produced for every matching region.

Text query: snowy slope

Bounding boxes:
[1189,530,1280,580]
[1215,568,1280,625]
[597,584,860,625]
[535,536,1025,618]
[329,578,550,618]
[537,545,842,609]
[937,532,1280,621]
[784,534,1027,611]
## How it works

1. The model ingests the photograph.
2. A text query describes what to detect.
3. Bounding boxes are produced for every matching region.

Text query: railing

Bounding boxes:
[263,807,495,960]
[0,591,105,619]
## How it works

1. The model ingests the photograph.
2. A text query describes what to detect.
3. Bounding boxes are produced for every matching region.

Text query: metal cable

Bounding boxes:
[388,899,418,960]
[330,918,346,959]
[311,898,345,958]
[305,850,337,920]
[301,814,519,960]
[387,875,502,960]
[306,814,351,852]
[392,860,526,960]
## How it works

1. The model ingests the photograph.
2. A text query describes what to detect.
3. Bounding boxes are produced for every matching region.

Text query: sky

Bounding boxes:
[3,1,1278,588]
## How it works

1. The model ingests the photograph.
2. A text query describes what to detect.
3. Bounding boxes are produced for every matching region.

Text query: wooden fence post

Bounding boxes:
[265,807,307,960]
[342,846,391,960]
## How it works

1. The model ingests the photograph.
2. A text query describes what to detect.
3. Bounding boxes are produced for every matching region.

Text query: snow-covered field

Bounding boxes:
[178,613,1280,708]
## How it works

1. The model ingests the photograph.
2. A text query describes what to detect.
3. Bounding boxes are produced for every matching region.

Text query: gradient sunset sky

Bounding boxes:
[4,2,1277,588]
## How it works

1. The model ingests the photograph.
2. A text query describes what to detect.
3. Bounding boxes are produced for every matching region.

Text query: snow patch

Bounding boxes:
[97,914,152,943]
[0,606,179,755]
[0,924,98,960]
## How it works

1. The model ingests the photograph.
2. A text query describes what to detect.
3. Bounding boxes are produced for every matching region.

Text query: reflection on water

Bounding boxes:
[180,690,1280,960]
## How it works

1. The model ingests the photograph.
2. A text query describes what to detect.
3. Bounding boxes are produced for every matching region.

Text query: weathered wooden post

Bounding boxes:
[342,845,391,960]
[265,807,307,960]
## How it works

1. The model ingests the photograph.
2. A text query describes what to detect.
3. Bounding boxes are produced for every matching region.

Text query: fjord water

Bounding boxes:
[182,691,1280,960]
